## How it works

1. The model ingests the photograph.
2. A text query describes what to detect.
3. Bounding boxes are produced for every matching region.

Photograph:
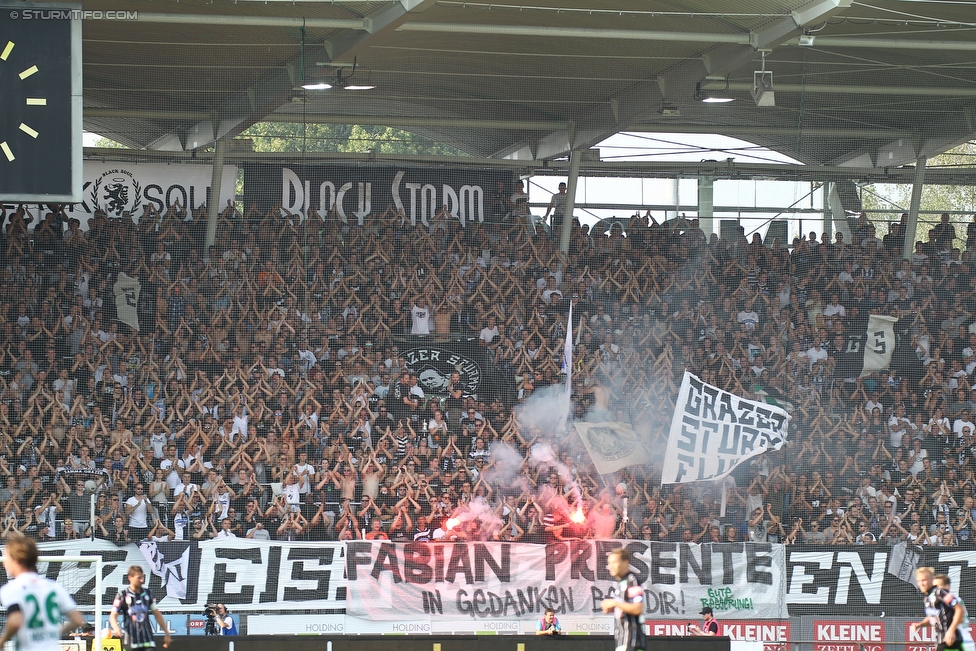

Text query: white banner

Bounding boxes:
[662,372,790,484]
[189,538,346,611]
[33,539,784,619]
[61,162,238,220]
[345,540,787,621]
[575,421,649,474]
[114,272,141,331]
[860,314,898,378]
[31,539,346,612]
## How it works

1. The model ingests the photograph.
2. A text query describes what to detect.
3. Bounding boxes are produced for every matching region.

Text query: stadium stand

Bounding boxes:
[1,201,975,551]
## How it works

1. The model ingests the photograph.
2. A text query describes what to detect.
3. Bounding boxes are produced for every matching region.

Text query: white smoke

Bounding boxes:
[448,496,504,540]
[485,442,528,491]
[514,383,572,437]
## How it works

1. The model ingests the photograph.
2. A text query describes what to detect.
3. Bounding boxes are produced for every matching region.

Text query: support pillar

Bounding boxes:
[902,156,926,259]
[205,138,227,251]
[698,176,714,237]
[821,182,832,240]
[558,151,582,253]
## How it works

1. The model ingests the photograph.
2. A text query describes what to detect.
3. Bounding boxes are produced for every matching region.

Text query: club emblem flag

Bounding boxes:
[114,272,141,331]
[575,421,649,474]
[662,372,790,484]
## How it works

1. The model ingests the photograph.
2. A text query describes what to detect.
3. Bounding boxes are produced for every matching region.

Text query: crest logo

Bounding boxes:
[89,168,143,217]
[403,346,482,397]
[583,425,638,461]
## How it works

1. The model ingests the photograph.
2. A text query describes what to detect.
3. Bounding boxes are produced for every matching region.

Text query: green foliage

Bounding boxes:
[240,122,465,156]
[91,136,126,149]
[861,140,976,246]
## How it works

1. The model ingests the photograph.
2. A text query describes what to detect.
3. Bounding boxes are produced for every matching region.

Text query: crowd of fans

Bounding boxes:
[2,198,976,549]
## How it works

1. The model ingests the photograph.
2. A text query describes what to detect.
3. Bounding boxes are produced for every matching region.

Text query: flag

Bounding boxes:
[662,371,790,484]
[861,314,899,378]
[114,272,141,331]
[833,313,900,379]
[887,540,920,586]
[138,540,192,599]
[575,421,649,474]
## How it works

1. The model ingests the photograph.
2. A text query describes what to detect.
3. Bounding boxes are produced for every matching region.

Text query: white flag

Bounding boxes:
[662,371,790,484]
[114,272,141,331]
[575,421,649,474]
[860,314,898,378]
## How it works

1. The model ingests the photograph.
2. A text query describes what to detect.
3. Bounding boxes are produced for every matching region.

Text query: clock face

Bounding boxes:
[0,10,75,200]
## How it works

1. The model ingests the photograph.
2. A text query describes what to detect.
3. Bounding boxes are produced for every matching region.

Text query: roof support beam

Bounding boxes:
[712,81,976,98]
[397,23,751,44]
[525,0,852,161]
[627,124,909,139]
[800,36,976,51]
[146,0,437,151]
[903,157,926,259]
[85,109,568,130]
[82,148,976,185]
[264,114,569,130]
[134,13,364,28]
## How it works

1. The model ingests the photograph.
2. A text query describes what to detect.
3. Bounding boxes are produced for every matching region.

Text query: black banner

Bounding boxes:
[243,164,517,225]
[402,339,510,402]
[785,545,919,616]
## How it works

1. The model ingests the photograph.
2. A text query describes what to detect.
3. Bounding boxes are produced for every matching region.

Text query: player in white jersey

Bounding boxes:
[0,535,84,651]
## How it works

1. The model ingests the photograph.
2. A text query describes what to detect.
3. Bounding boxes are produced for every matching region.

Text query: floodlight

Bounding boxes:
[752,71,775,107]
[696,82,734,103]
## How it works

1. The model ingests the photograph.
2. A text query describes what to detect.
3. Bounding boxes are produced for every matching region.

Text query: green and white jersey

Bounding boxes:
[0,572,77,651]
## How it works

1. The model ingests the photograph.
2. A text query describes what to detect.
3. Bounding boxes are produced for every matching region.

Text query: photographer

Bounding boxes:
[213,604,237,636]
[535,607,561,636]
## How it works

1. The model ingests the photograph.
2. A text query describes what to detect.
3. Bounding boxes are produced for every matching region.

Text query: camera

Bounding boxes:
[203,604,219,636]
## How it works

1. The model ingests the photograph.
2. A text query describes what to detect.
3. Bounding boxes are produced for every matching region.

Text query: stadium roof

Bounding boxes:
[74,0,976,168]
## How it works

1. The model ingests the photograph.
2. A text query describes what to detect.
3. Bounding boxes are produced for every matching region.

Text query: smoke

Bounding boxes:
[529,443,572,483]
[514,383,572,437]
[446,496,503,540]
[483,442,529,492]
[588,500,617,539]
[529,442,583,506]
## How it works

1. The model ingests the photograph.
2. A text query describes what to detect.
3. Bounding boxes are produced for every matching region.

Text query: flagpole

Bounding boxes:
[564,301,573,404]
[560,302,574,432]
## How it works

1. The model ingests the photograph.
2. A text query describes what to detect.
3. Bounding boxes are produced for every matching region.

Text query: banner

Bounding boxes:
[243,164,517,225]
[814,620,884,651]
[662,372,790,484]
[575,421,649,474]
[27,539,346,612]
[60,162,238,219]
[646,619,790,651]
[784,546,918,616]
[190,538,346,610]
[114,272,141,331]
[346,540,787,621]
[402,339,498,401]
[860,314,899,378]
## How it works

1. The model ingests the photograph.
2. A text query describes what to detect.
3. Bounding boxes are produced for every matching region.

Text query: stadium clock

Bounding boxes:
[0,6,82,202]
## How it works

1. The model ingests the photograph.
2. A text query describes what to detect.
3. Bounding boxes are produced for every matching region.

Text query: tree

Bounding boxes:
[91,136,126,149]
[861,140,976,247]
[240,122,465,156]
